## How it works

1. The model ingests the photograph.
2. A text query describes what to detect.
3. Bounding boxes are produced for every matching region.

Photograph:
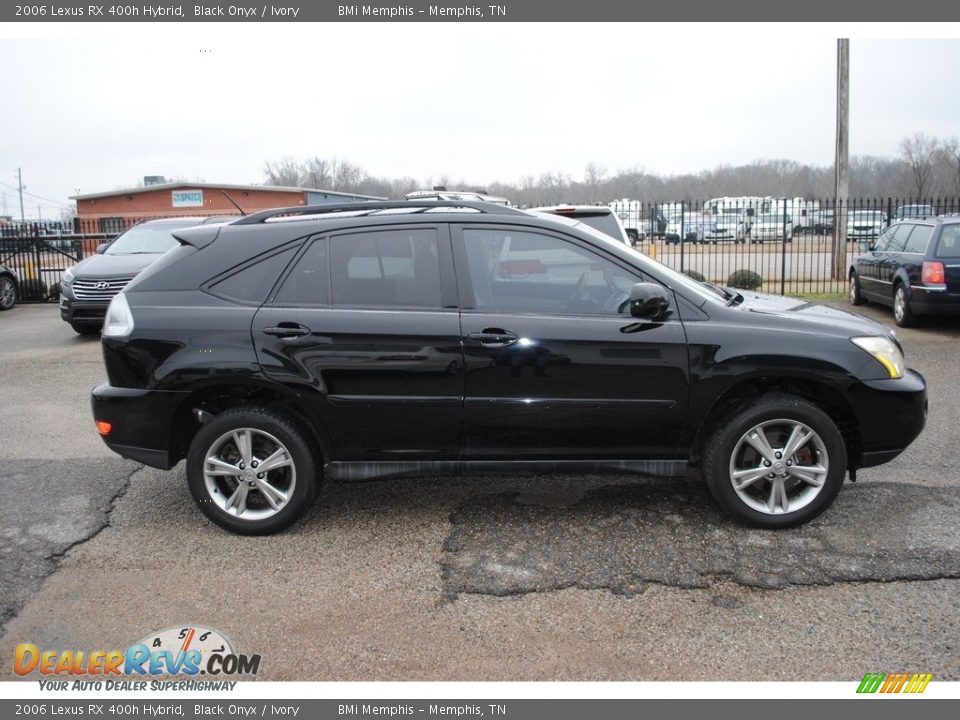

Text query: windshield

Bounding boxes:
[850,211,883,222]
[106,221,197,255]
[757,214,781,224]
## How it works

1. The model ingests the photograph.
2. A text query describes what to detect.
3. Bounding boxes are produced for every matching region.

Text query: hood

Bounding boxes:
[71,252,163,278]
[735,291,894,339]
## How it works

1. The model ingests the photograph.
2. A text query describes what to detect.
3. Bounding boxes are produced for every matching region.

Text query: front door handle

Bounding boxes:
[466,328,518,347]
[262,322,311,339]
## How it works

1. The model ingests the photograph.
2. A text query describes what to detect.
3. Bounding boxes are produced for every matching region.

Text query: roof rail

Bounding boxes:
[232,200,526,225]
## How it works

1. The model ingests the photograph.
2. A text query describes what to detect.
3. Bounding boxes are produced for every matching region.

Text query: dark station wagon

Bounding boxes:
[849,215,960,327]
[91,201,927,535]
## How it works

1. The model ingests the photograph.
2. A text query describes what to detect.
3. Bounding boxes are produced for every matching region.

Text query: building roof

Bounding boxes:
[70,182,386,201]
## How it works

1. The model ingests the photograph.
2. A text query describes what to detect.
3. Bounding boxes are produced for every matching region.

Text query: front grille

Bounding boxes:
[72,276,135,301]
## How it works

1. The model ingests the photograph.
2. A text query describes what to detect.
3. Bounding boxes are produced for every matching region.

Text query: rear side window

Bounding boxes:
[274,239,329,305]
[330,229,441,308]
[903,225,933,254]
[936,225,960,259]
[878,223,911,252]
[210,247,297,303]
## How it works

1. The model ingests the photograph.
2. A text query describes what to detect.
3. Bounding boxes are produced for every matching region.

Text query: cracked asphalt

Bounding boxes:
[1,301,959,680]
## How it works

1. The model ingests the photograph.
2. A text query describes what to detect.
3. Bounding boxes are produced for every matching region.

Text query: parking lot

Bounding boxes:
[1,301,959,681]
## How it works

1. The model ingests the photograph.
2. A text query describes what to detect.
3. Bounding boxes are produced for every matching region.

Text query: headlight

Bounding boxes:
[102,293,134,339]
[851,336,904,379]
[62,267,75,284]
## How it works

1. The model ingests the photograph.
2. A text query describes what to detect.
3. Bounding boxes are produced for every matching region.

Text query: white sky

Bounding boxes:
[1,23,959,218]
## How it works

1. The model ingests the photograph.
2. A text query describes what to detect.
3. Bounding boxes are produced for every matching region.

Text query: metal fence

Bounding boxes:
[613,196,960,295]
[3,199,959,304]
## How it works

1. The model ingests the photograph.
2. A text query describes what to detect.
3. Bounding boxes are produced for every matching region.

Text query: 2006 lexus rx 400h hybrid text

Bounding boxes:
[91,201,927,535]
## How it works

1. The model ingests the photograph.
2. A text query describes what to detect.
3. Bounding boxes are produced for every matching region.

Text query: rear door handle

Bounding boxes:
[263,322,311,339]
[466,328,518,347]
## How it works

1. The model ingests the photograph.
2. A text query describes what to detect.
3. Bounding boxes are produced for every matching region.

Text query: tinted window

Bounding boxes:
[274,239,329,305]
[903,225,933,254]
[879,223,911,252]
[935,225,960,259]
[211,247,297,303]
[330,229,441,308]
[463,228,640,315]
[576,214,626,243]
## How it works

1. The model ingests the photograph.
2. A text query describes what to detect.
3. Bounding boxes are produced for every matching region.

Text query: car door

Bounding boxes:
[858,225,896,300]
[871,223,911,302]
[452,223,690,461]
[251,225,464,460]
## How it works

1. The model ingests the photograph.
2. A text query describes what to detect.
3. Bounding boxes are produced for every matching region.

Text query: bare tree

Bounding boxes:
[941,136,960,197]
[899,133,940,198]
[263,157,303,187]
[584,162,608,203]
[302,157,332,189]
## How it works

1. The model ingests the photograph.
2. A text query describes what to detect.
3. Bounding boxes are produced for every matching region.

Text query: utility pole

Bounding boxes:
[17,168,26,224]
[833,39,849,280]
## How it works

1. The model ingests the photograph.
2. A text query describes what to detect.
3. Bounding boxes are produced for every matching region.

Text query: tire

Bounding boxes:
[702,393,847,529]
[848,272,865,306]
[186,407,320,535]
[71,322,100,336]
[893,283,916,327]
[0,276,16,311]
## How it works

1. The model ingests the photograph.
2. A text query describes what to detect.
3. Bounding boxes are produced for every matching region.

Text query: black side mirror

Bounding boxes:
[95,243,110,255]
[629,282,670,320]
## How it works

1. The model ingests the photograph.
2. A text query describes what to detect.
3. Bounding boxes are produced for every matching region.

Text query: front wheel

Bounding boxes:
[849,272,865,306]
[702,393,847,528]
[0,276,16,311]
[186,407,320,535]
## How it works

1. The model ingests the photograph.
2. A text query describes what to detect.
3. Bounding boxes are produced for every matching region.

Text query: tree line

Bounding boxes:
[263,133,960,205]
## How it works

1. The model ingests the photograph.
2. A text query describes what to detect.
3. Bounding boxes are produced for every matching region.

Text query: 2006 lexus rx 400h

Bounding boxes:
[91,201,927,535]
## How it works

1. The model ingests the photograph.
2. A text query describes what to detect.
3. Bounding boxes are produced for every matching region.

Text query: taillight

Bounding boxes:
[96,420,112,436]
[922,261,945,284]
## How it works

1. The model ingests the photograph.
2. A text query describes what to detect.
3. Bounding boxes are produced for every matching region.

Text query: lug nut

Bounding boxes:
[775,452,782,459]
[764,460,771,467]
[239,463,244,470]
[786,460,792,466]
[252,461,258,468]
[257,473,264,479]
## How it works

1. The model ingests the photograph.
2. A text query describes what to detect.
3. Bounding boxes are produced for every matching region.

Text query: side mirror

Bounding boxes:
[746,208,755,217]
[95,243,110,255]
[629,282,670,320]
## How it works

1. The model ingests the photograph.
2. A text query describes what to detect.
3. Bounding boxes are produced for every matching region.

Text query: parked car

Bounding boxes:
[0,264,18,311]
[814,209,834,235]
[59,216,231,335]
[703,208,748,244]
[90,200,926,535]
[849,215,960,327]
[846,210,886,245]
[529,205,631,245]
[405,188,510,205]
[664,212,710,244]
[893,204,934,223]
[750,213,793,243]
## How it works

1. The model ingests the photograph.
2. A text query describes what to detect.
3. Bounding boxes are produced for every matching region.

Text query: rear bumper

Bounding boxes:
[909,286,960,316]
[91,383,190,469]
[849,369,927,468]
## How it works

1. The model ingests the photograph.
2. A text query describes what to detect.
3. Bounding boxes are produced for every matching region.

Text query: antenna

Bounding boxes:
[221,191,247,216]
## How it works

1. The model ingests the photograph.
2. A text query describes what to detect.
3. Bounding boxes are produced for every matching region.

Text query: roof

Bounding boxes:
[70,182,386,202]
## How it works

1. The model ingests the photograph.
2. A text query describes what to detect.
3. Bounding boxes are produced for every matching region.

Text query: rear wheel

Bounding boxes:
[893,283,916,327]
[702,393,847,528]
[186,407,320,535]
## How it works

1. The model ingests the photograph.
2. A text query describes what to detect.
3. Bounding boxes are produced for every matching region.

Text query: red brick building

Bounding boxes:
[72,182,385,232]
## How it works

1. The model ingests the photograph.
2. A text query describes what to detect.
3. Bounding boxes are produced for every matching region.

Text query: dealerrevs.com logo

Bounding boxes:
[14,625,261,689]
[856,672,933,694]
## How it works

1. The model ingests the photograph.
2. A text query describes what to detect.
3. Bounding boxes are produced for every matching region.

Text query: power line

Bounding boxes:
[0,179,74,208]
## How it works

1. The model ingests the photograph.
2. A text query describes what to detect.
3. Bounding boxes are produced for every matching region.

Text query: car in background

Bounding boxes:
[893,204,934,223]
[846,210,886,245]
[0,264,18,311]
[405,188,510,205]
[664,212,710,244]
[849,215,960,327]
[814,209,835,235]
[703,207,748,244]
[60,216,232,335]
[529,205,631,245]
[749,213,793,243]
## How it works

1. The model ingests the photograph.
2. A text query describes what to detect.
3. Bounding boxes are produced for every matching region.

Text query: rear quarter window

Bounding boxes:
[935,225,960,259]
[208,246,298,303]
[903,225,933,254]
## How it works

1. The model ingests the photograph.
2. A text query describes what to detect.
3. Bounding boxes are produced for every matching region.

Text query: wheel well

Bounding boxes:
[170,384,331,467]
[690,378,861,470]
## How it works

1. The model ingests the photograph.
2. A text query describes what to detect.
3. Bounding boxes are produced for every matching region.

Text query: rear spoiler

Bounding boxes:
[172,225,222,249]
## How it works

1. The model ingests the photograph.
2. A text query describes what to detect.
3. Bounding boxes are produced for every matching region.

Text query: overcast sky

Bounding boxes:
[1,24,958,218]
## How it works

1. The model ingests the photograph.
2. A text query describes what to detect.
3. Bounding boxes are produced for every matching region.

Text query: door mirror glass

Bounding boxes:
[629,282,670,320]
[95,243,110,255]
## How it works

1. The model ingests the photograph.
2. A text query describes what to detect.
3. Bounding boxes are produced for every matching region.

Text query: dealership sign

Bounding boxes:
[172,190,204,207]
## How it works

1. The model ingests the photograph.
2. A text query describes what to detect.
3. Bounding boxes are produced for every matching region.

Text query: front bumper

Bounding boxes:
[91,383,190,469]
[60,294,108,326]
[849,368,927,468]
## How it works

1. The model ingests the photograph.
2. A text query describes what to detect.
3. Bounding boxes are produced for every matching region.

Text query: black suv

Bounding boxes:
[92,201,927,535]
[849,215,960,327]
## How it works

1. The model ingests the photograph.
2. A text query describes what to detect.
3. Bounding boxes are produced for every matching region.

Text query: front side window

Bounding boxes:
[330,228,441,308]
[462,228,641,315]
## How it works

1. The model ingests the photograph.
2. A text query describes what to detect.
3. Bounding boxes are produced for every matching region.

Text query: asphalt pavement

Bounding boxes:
[1,300,958,681]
